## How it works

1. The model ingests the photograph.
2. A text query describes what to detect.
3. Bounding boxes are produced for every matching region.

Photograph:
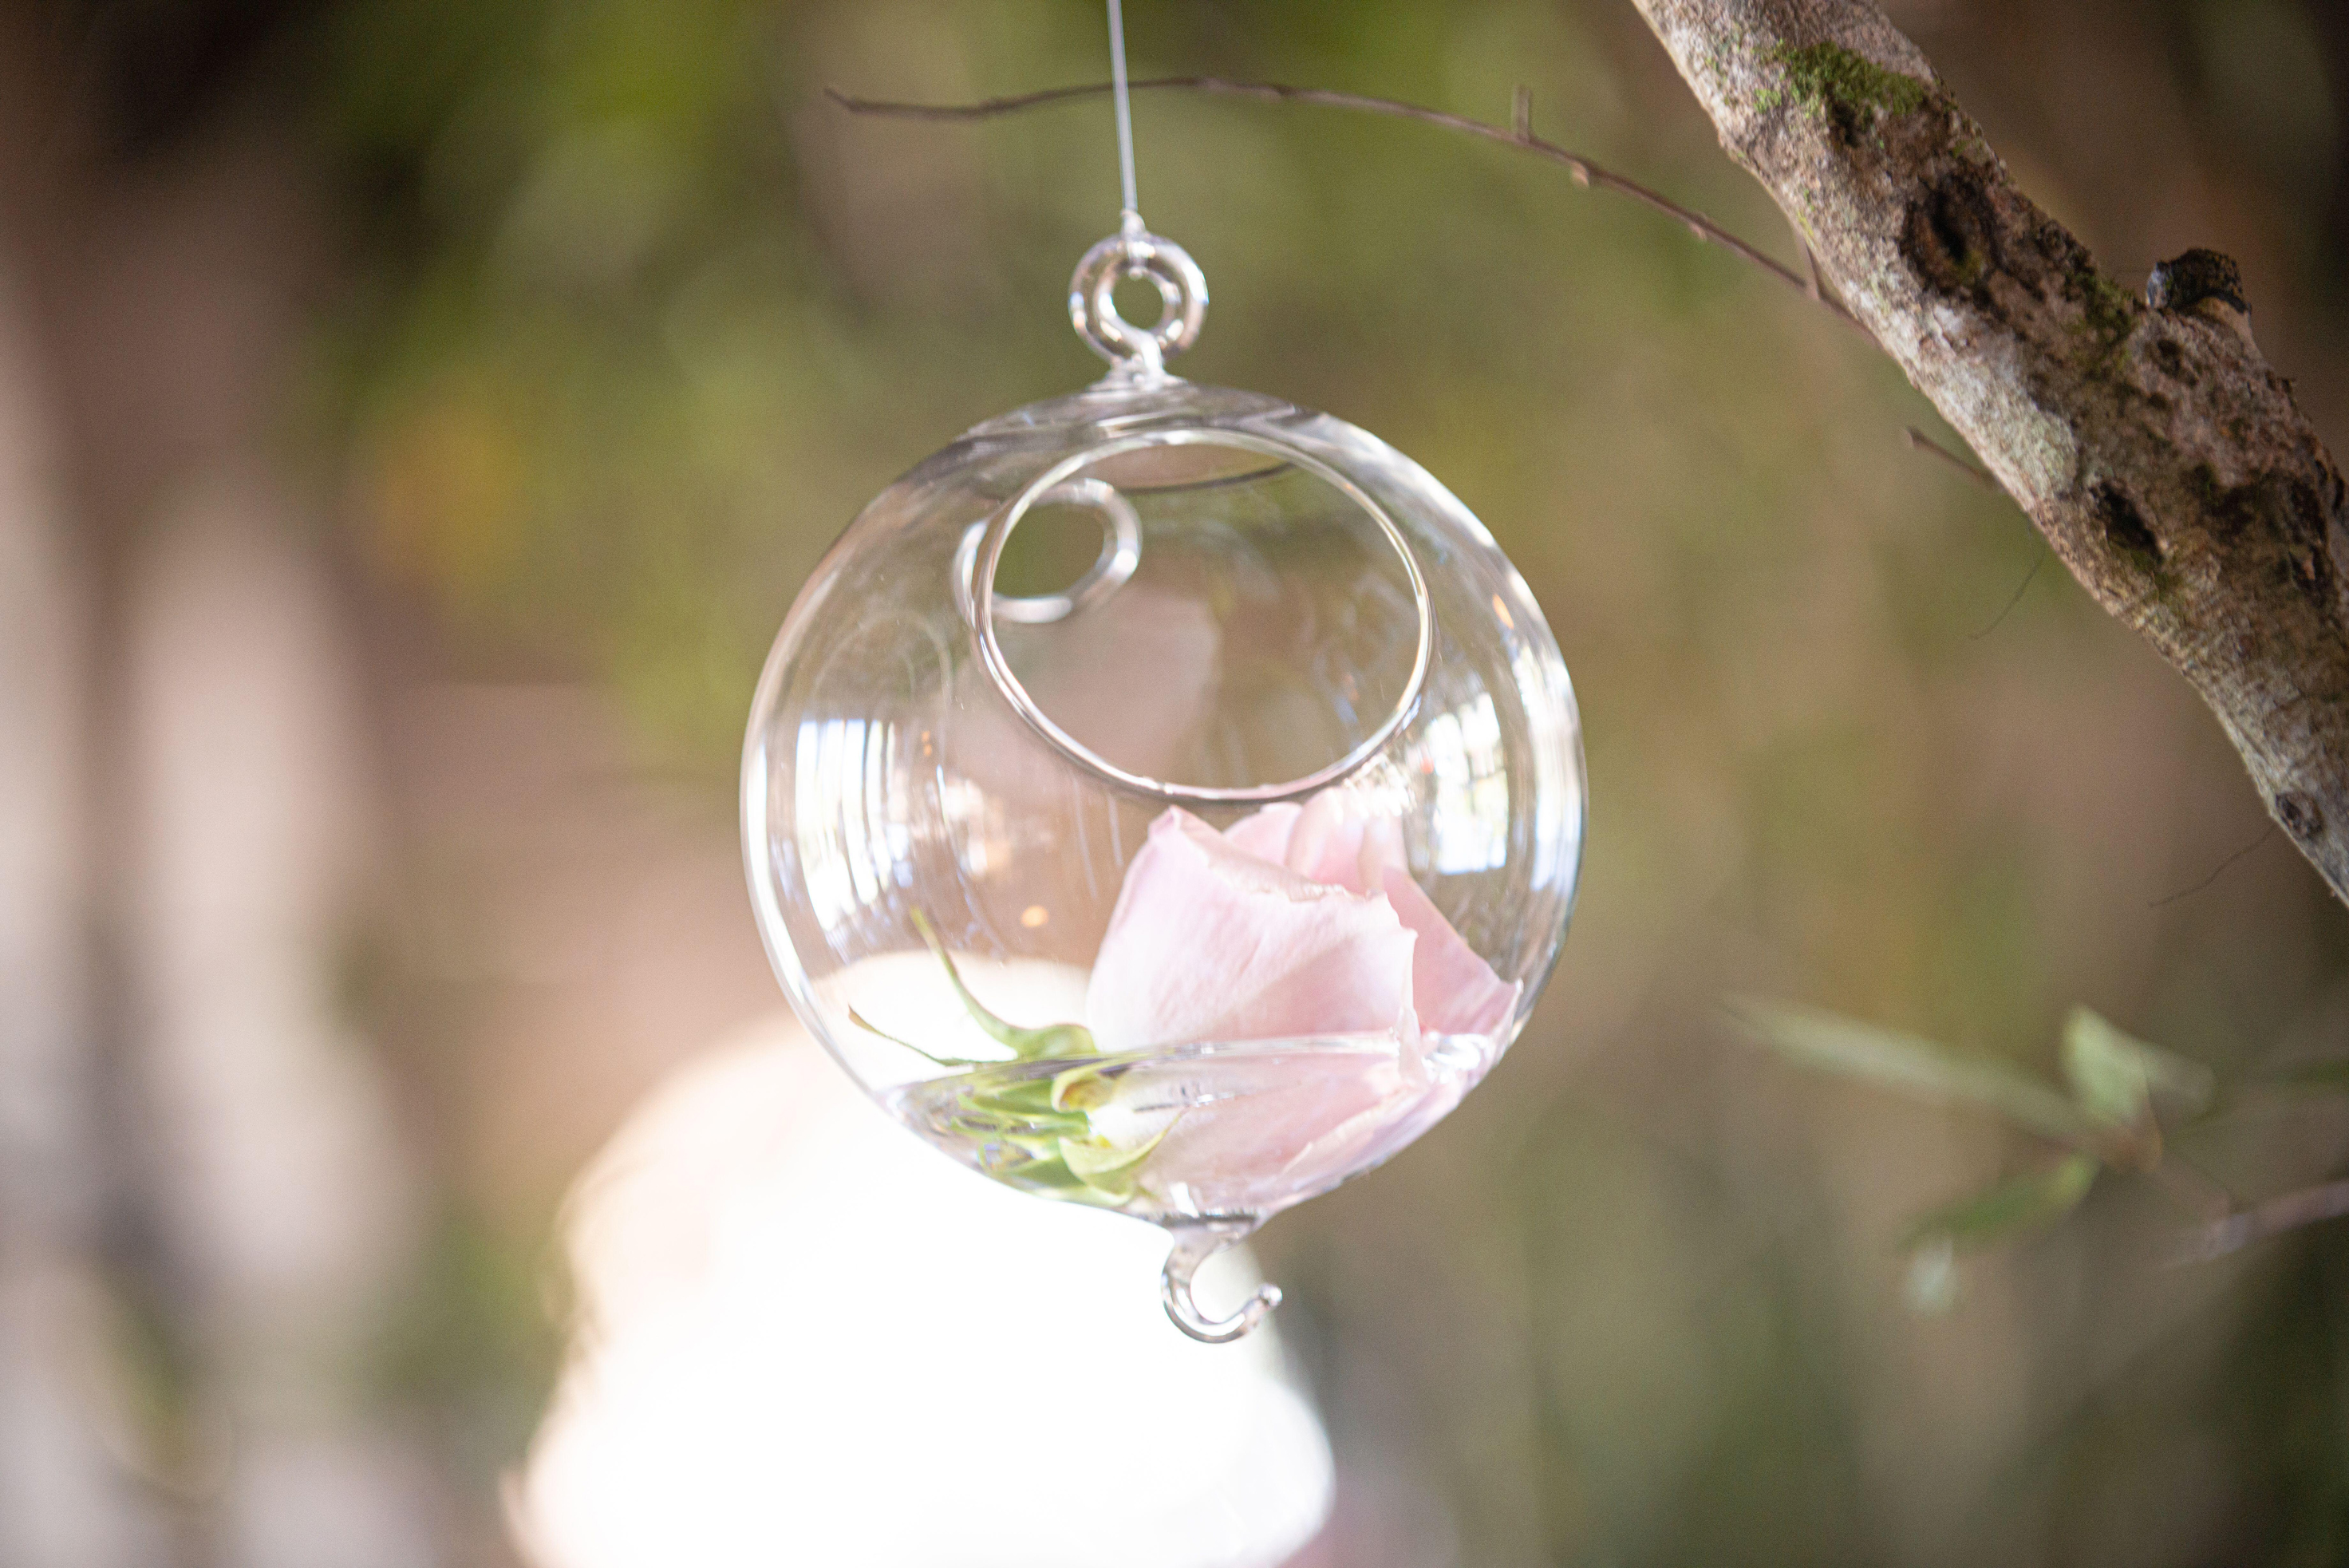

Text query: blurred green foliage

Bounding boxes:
[1734,1001,2233,1280]
[373,1207,567,1482]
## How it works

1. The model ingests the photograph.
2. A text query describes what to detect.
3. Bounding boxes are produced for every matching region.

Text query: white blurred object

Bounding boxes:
[513,1001,1335,1568]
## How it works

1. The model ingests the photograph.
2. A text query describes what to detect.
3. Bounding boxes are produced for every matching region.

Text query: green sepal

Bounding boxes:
[970,1076,1064,1116]
[957,1105,1090,1140]
[953,1076,1092,1137]
[988,1147,1082,1184]
[977,1148,1128,1208]
[997,1132,1080,1162]
[846,1006,991,1068]
[913,910,1097,1062]
[1051,1063,1121,1112]
[1059,1116,1178,1203]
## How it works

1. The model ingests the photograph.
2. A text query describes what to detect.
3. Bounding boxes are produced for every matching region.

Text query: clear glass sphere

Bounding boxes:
[742,373,1585,1338]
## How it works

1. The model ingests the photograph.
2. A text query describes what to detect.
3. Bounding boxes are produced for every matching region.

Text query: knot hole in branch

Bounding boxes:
[1902,171,1997,299]
[2276,790,2326,843]
[2093,483,2163,575]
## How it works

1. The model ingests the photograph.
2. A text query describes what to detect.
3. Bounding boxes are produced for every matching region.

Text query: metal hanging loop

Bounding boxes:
[1068,215,1208,375]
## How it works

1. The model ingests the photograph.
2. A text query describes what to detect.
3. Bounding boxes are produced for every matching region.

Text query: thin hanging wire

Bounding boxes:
[1107,0,1141,232]
[1068,0,1205,371]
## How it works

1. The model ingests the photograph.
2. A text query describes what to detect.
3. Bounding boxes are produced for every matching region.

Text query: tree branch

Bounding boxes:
[2175,1176,2349,1264]
[835,30,2349,906]
[826,78,1864,332]
[1629,0,2349,903]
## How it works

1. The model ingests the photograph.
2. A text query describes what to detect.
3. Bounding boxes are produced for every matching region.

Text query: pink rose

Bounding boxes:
[1084,792,1521,1057]
[1078,793,1520,1209]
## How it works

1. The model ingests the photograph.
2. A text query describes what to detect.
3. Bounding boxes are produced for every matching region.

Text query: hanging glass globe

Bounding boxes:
[742,219,1585,1341]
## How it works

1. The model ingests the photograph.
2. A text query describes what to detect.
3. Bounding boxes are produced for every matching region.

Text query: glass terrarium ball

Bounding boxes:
[742,372,1585,1336]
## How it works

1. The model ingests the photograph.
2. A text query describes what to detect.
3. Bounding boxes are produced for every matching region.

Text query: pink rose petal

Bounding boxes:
[1220,801,1301,866]
[1284,789,1398,894]
[1085,808,1416,1055]
[1380,869,1521,1038]
[1218,789,1521,1040]
[1139,1045,1404,1208]
[1223,788,1407,896]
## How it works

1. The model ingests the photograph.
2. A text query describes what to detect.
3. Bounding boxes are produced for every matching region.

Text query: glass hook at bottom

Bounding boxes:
[1160,1220,1282,1344]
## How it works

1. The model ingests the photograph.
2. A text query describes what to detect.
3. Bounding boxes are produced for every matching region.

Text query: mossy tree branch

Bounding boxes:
[1633,0,2349,904]
[836,25,2349,905]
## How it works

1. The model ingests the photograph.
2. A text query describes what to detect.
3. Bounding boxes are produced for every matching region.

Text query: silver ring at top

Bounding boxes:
[1068,223,1207,373]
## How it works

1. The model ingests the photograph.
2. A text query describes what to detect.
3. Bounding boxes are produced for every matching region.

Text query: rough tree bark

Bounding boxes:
[1632,0,2349,905]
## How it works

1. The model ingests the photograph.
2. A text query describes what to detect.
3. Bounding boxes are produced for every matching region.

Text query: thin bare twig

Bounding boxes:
[1905,425,1999,489]
[832,75,2015,511]
[1968,545,2046,641]
[824,77,1866,334]
[2148,824,2276,909]
[1786,211,1821,304]
[2175,1176,2349,1264]
[2145,1152,2233,1225]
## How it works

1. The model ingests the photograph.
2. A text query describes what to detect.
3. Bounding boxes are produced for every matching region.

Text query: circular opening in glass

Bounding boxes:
[970,430,1434,803]
[981,477,1140,625]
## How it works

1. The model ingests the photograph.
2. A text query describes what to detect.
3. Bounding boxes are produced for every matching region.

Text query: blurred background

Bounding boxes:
[5,0,2349,1563]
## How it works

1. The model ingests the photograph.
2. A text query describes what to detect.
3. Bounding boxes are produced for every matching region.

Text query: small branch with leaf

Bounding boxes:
[1732,1000,2349,1305]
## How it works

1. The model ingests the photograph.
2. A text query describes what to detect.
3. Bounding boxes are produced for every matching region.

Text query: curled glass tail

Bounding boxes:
[1160,1221,1281,1344]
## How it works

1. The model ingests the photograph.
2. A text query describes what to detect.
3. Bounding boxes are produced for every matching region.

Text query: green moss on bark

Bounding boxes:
[1763,42,1932,120]
[2083,274,2137,338]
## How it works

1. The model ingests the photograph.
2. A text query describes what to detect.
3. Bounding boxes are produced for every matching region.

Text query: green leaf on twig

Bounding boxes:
[1731,998,2097,1146]
[1738,1000,2222,1297]
[1901,1154,2099,1252]
[2060,1012,2150,1132]
[2059,1008,2213,1167]
[2252,1057,2349,1098]
[1897,1155,2100,1313]
[2063,1007,2213,1115]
